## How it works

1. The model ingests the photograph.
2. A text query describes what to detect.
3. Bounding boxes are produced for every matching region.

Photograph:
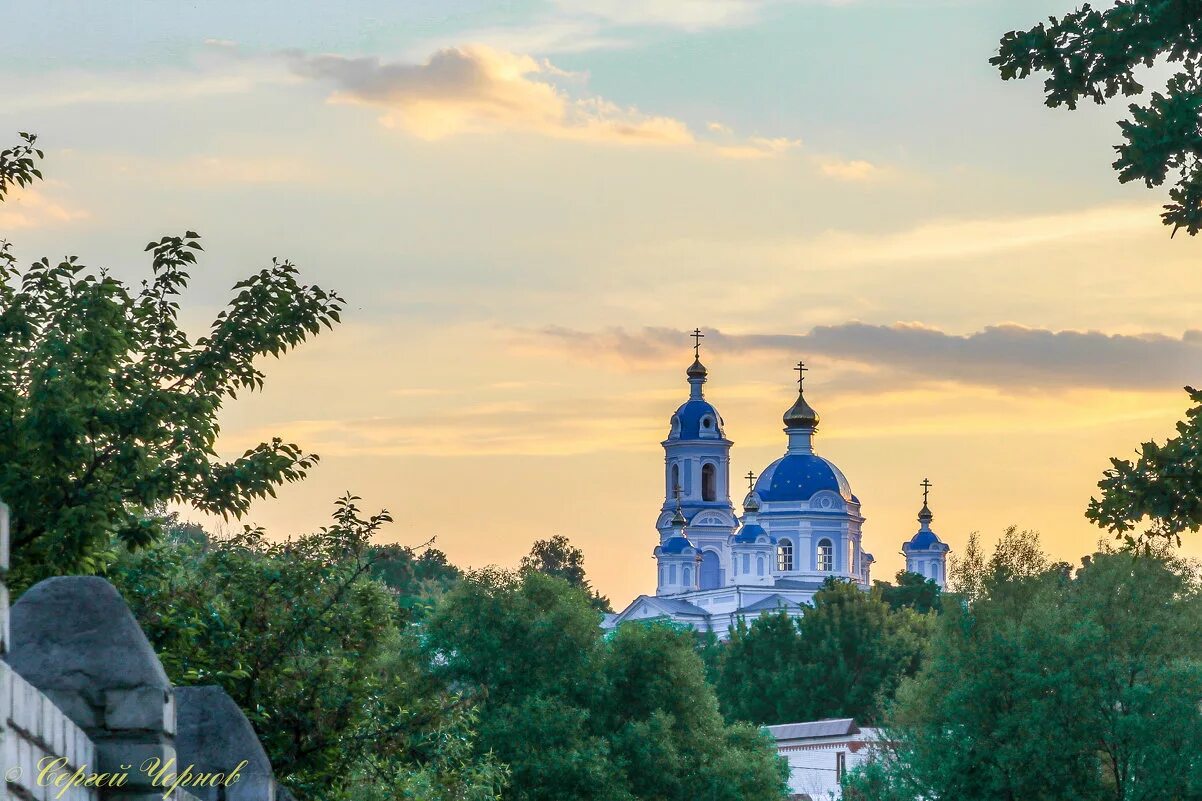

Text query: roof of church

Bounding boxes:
[764,718,859,741]
[755,453,854,503]
[648,597,709,616]
[732,522,773,544]
[737,594,804,613]
[658,535,697,555]
[906,528,944,550]
[669,398,725,440]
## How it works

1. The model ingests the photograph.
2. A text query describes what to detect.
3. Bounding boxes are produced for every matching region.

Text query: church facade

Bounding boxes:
[605,340,950,637]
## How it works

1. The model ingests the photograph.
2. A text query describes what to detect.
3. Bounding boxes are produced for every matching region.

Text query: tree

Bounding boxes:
[1087,386,1202,545]
[520,534,612,612]
[110,496,506,801]
[0,133,342,588]
[424,570,788,801]
[875,570,942,614]
[850,531,1202,801]
[369,542,462,620]
[716,582,928,727]
[992,2,1202,235]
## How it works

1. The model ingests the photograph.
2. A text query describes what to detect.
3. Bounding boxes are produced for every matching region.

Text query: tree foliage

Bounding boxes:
[1087,385,1202,545]
[848,531,1202,801]
[520,534,612,612]
[424,569,789,801]
[992,1,1202,234]
[111,496,506,801]
[875,570,943,615]
[0,133,342,588]
[716,580,928,727]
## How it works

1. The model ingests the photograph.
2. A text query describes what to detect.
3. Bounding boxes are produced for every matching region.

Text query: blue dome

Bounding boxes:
[755,453,853,502]
[906,529,943,550]
[669,399,725,440]
[658,535,696,555]
[733,523,773,544]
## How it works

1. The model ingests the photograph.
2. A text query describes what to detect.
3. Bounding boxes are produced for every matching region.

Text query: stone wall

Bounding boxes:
[0,503,284,801]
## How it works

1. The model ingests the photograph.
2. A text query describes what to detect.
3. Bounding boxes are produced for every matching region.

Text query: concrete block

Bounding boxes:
[104,688,172,732]
[41,691,99,731]
[94,742,175,788]
[174,687,274,801]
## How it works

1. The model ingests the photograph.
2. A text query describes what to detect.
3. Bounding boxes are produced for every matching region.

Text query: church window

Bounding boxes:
[817,539,834,572]
[702,463,717,502]
[742,554,750,573]
[669,564,678,585]
[777,540,794,571]
[756,555,765,576]
[683,566,692,586]
[702,416,712,429]
[670,463,680,497]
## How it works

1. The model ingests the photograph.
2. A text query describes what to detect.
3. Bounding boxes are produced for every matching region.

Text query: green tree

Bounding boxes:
[111,496,506,801]
[716,583,927,727]
[520,534,612,612]
[992,2,1202,234]
[425,570,788,801]
[850,531,1202,801]
[875,570,942,614]
[0,133,341,588]
[369,542,462,620]
[1087,386,1202,545]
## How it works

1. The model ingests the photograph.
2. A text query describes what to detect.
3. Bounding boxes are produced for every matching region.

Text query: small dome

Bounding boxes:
[669,399,725,440]
[755,453,853,503]
[733,523,773,544]
[659,535,697,555]
[783,390,819,429]
[905,529,945,550]
[743,492,761,513]
[687,357,708,379]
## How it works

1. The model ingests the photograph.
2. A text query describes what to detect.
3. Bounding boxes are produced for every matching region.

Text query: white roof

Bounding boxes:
[764,718,858,741]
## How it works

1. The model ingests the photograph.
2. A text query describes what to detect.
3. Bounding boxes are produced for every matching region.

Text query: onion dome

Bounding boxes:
[687,357,708,379]
[659,535,698,554]
[783,360,819,429]
[904,479,947,552]
[754,454,853,503]
[783,386,819,429]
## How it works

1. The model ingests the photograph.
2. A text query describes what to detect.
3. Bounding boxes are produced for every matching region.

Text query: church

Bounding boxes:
[604,334,951,636]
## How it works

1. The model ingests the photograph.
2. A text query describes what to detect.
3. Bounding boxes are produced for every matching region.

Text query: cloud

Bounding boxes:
[525,324,1202,391]
[552,0,764,30]
[287,46,696,145]
[286,46,805,160]
[0,186,89,230]
[818,157,881,181]
[823,204,1158,264]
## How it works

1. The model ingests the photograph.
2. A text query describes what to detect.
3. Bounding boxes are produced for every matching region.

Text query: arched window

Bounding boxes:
[701,463,717,501]
[756,555,765,576]
[669,564,678,585]
[683,566,692,586]
[742,554,750,574]
[817,538,834,572]
[700,550,721,589]
[670,463,680,497]
[777,539,794,572]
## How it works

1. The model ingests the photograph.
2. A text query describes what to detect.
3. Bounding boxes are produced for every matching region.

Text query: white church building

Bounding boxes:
[605,336,950,636]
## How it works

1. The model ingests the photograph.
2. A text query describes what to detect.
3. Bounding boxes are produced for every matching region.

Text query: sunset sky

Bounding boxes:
[4,0,1202,604]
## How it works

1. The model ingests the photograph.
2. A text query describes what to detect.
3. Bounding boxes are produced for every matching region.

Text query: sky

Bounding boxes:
[3,0,1202,605]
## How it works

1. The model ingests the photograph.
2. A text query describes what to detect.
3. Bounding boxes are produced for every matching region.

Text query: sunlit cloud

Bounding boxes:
[523,323,1202,391]
[286,45,807,160]
[818,157,881,181]
[288,46,696,145]
[0,185,89,230]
